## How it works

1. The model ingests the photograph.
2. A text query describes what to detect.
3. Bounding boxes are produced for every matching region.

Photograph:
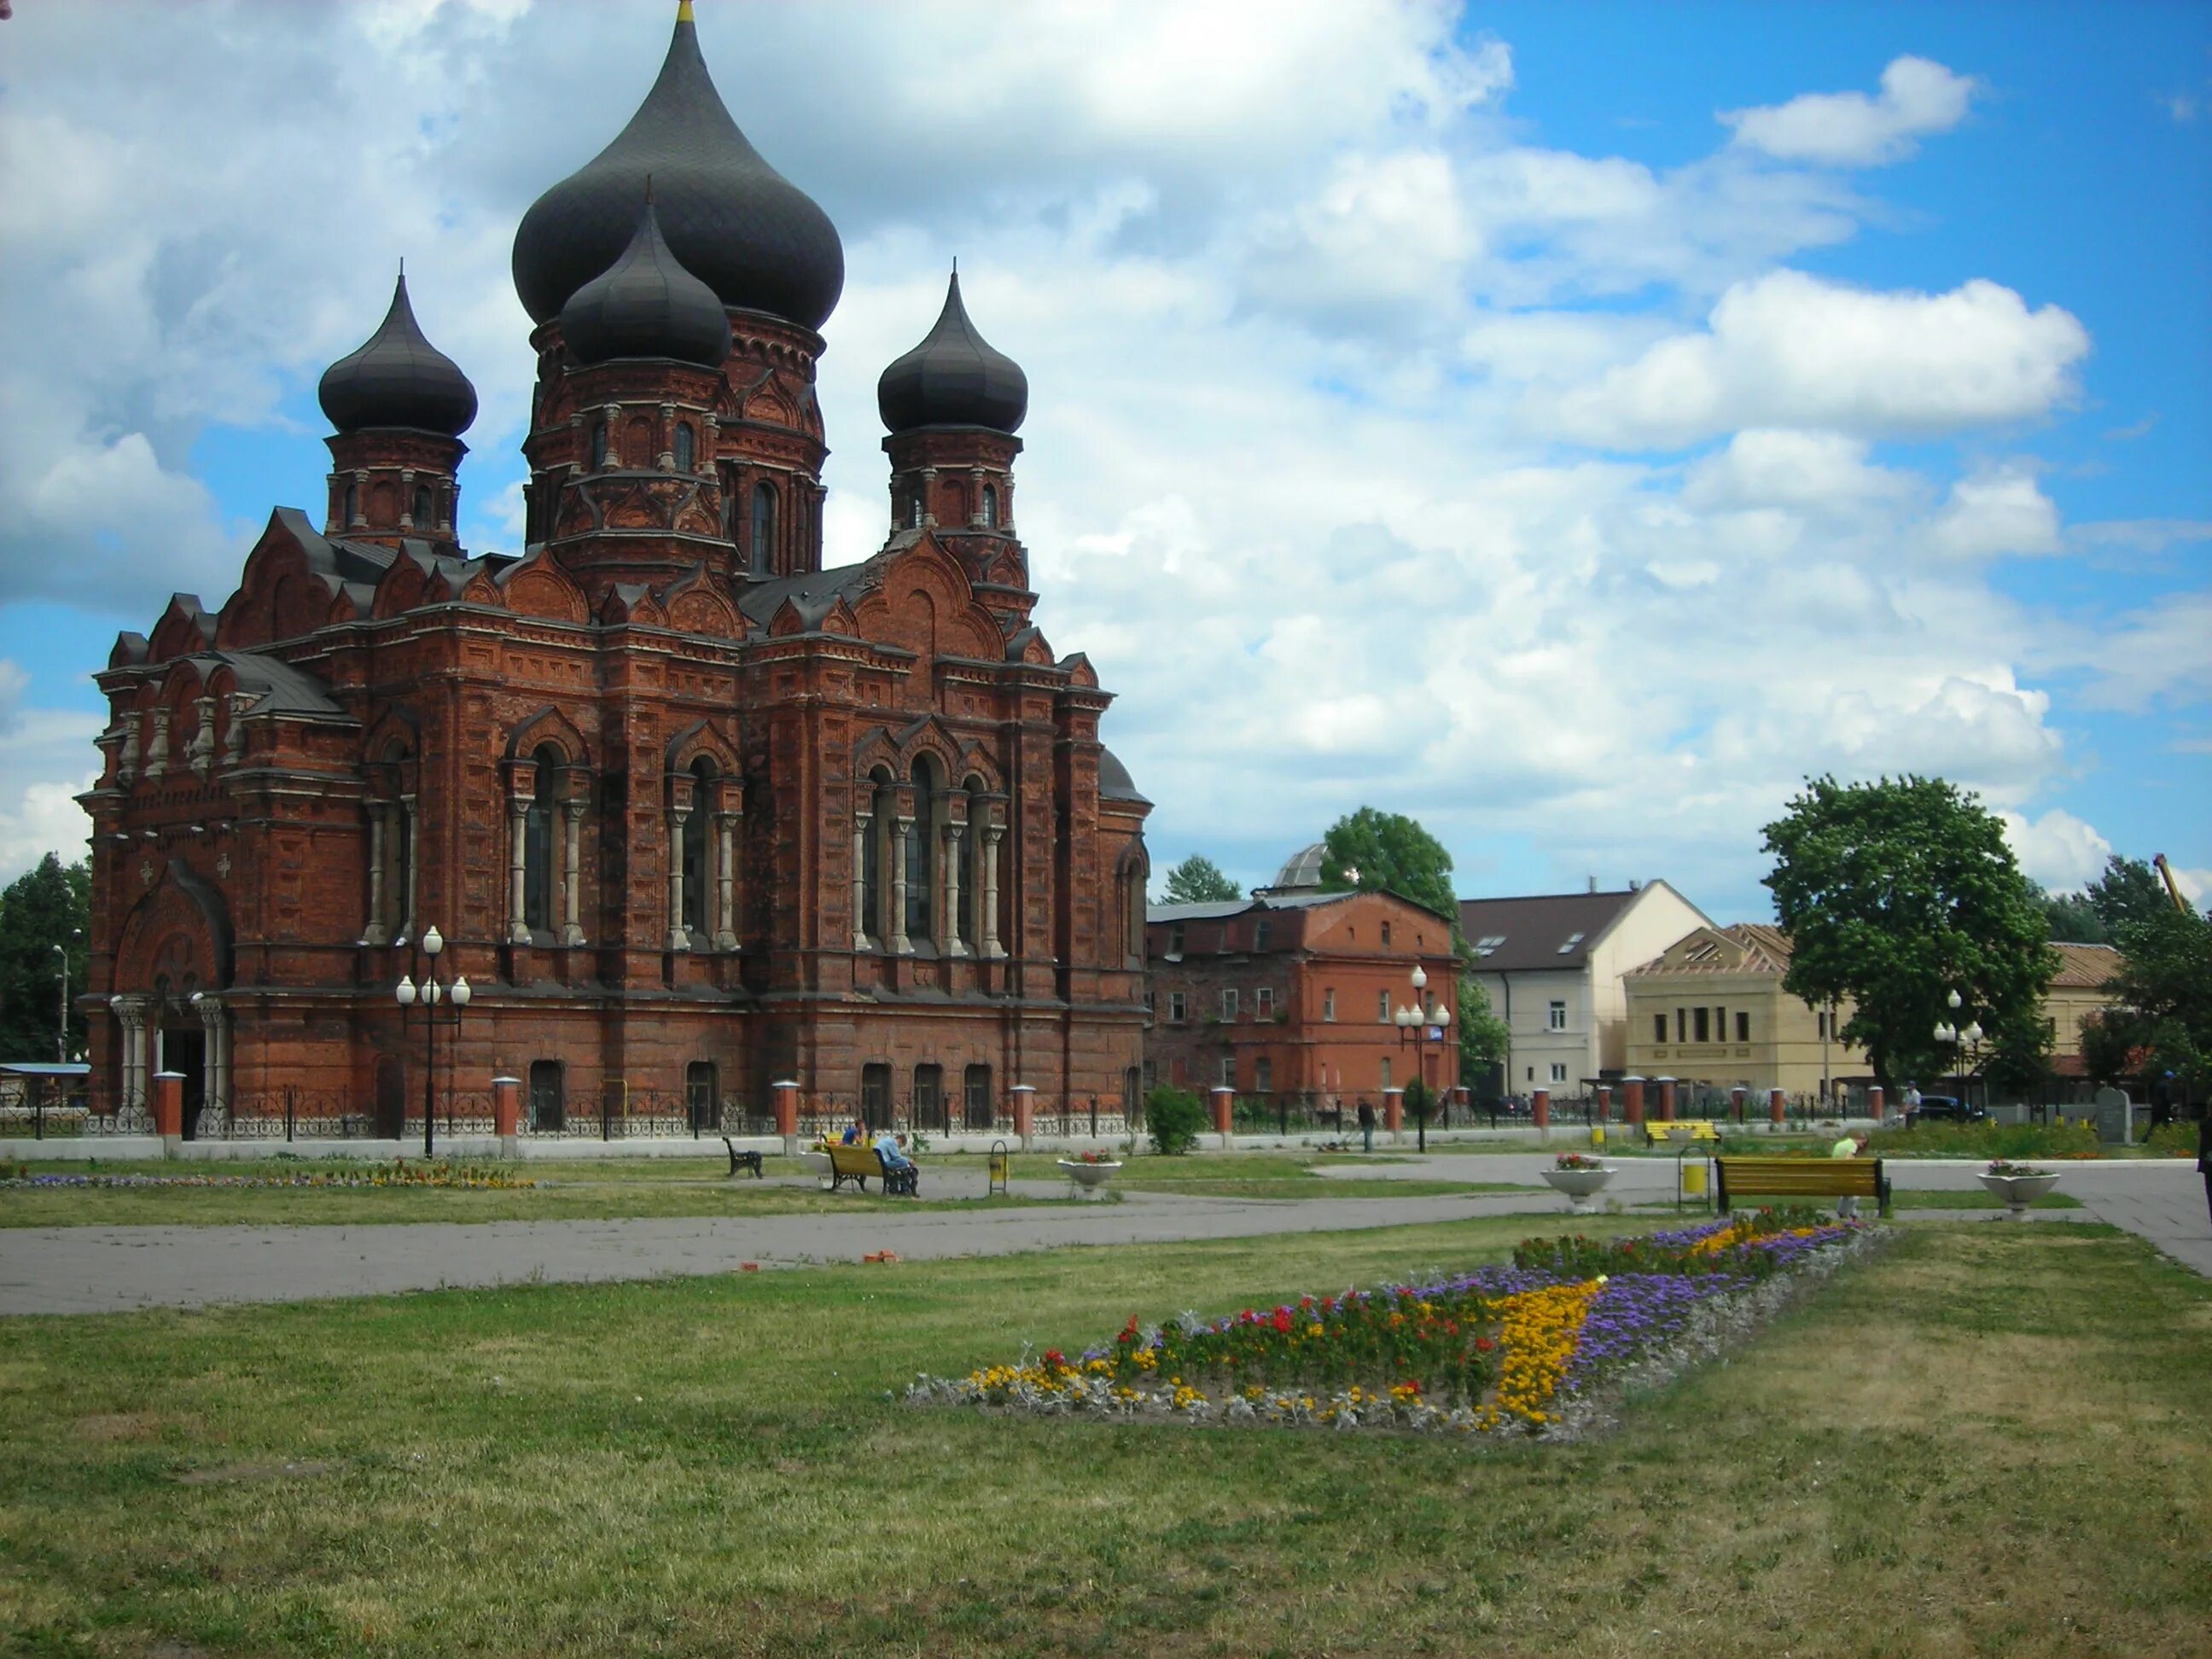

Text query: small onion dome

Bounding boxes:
[510,7,844,331]
[560,196,731,368]
[317,273,478,437]
[877,271,1028,434]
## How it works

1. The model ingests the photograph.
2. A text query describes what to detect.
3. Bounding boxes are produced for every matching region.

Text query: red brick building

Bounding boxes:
[78,9,1150,1138]
[1144,888,1459,1111]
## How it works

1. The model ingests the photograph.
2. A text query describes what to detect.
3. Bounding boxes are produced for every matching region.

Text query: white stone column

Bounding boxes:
[351,470,369,527]
[196,995,229,1132]
[981,824,1004,959]
[918,467,938,527]
[889,815,913,954]
[117,719,140,784]
[666,803,691,952]
[942,821,967,957]
[187,696,217,780]
[145,710,171,780]
[562,798,586,946]
[111,995,149,1130]
[969,467,987,527]
[364,805,388,946]
[713,809,738,952]
[851,809,873,949]
[506,792,532,945]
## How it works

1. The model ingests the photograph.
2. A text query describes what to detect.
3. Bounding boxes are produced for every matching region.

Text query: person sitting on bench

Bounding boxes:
[873,1131,915,1173]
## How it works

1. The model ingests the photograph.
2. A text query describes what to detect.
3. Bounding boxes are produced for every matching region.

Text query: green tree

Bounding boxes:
[1457,976,1510,1084]
[1761,776,2058,1093]
[2085,856,2212,1096]
[0,853,91,1062]
[2030,882,2109,945]
[1318,807,1458,930]
[1159,854,1241,905]
[1142,1086,1208,1155]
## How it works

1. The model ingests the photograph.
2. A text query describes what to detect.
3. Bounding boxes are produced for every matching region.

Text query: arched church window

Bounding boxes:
[674,422,695,473]
[591,422,609,470]
[522,745,559,932]
[908,492,923,530]
[905,756,940,946]
[958,777,987,952]
[981,485,999,529]
[862,769,893,943]
[751,481,778,573]
[681,758,713,936]
[412,484,433,527]
[343,477,358,527]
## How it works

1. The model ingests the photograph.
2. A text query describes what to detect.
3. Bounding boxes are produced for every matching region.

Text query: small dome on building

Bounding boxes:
[1272,842,1327,890]
[559,196,732,368]
[1097,747,1149,804]
[877,271,1028,435]
[510,8,844,331]
[317,274,478,437]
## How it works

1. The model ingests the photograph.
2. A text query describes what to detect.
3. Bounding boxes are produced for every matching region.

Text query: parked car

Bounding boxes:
[1908,1095,1987,1125]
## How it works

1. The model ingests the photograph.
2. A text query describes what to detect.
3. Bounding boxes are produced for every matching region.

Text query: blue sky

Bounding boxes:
[1,0,2205,920]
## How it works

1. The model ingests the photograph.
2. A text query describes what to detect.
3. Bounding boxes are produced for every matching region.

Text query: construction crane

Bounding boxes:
[2151,854,2192,914]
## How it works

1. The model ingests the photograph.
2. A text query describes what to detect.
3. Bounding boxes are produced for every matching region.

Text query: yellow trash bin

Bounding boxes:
[1591,1124,1606,1150]
[1682,1159,1708,1198]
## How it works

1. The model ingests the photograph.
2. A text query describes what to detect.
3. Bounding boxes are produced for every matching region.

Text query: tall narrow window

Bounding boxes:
[912,1063,944,1132]
[1736,1010,1750,1043]
[1693,1007,1709,1043]
[1324,989,1336,1022]
[751,481,778,573]
[861,771,892,943]
[1549,1000,1568,1032]
[522,746,558,932]
[1654,1013,1667,1043]
[1378,990,1389,1022]
[1380,1057,1393,1090]
[963,1063,993,1130]
[412,484,433,527]
[981,484,999,528]
[681,760,712,935]
[591,422,609,469]
[860,1062,891,1128]
[685,1061,717,1132]
[674,422,695,472]
[528,1060,565,1132]
[904,758,939,946]
[343,477,358,525]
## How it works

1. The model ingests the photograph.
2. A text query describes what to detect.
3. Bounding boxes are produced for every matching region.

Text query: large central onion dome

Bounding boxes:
[560,195,732,368]
[876,271,1029,435]
[510,5,844,333]
[317,272,478,437]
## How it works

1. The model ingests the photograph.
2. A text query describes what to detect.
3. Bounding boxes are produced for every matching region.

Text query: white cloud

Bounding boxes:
[1724,56,1978,166]
[1543,271,2090,449]
[2000,809,2114,893]
[2055,591,2212,713]
[0,663,98,882]
[1917,464,2063,562]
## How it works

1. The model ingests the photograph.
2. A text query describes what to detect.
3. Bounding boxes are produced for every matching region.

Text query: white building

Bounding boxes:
[1458,882,1711,1097]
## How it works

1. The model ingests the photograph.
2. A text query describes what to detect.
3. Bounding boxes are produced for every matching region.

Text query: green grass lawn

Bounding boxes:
[2,1217,2205,1656]
[0,1155,1065,1229]
[1004,1150,1517,1201]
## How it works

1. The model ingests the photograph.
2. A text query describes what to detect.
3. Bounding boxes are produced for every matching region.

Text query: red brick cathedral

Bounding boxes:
[79,6,1150,1138]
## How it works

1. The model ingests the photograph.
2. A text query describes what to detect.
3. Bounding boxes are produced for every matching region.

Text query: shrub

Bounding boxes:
[1863,1118,2100,1160]
[1144,1086,1208,1156]
[2139,1119,2197,1157]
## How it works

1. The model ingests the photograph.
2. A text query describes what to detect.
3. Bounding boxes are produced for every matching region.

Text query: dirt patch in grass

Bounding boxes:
[175,1458,335,1486]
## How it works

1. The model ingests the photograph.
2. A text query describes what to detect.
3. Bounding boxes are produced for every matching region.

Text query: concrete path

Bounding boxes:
[4,1155,2203,1317]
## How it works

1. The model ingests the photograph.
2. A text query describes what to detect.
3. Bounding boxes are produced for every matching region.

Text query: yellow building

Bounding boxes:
[1623,927,2122,1098]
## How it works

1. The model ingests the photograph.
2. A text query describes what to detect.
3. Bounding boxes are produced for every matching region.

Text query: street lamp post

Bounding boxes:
[393,924,470,1158]
[1394,963,1452,1153]
[1933,987,1984,1119]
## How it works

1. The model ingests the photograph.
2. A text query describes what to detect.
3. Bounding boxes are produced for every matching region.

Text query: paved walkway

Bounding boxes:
[3,1155,2203,1317]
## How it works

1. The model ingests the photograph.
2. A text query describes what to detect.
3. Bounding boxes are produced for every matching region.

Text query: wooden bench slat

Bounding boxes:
[1715,1155,1889,1216]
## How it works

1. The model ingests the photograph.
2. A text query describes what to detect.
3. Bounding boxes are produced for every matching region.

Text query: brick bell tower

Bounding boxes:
[316,271,478,548]
[876,268,1036,632]
[509,0,844,602]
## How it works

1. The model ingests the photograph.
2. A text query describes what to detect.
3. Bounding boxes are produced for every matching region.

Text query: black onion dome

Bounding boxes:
[317,274,478,436]
[560,197,731,367]
[877,271,1028,434]
[510,9,844,331]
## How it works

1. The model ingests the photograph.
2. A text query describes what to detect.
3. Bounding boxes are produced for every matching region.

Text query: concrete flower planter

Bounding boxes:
[1057,1159,1121,1196]
[1977,1172,2060,1219]
[1540,1166,1615,1214]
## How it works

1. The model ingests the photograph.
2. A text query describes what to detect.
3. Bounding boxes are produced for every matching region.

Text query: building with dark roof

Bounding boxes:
[1457,882,1709,1095]
[79,5,1149,1139]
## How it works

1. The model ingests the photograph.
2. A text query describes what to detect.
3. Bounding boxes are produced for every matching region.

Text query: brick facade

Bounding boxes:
[1145,891,1458,1109]
[76,15,1149,1138]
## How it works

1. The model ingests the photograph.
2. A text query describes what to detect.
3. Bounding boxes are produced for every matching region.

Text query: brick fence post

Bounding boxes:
[1010,1084,1036,1152]
[1730,1086,1746,1123]
[1621,1076,1646,1130]
[1769,1087,1786,1129]
[1656,1076,1678,1122]
[151,1071,183,1156]
[1595,1085,1611,1123]
[1866,1085,1884,1124]
[1382,1086,1405,1143]
[772,1080,800,1156]
[1210,1086,1235,1149]
[492,1075,521,1159]
[1531,1087,1551,1134]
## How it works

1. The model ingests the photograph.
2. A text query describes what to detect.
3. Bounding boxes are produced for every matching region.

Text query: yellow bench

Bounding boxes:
[1647,1121,1720,1144]
[826,1143,919,1196]
[1715,1155,1888,1217]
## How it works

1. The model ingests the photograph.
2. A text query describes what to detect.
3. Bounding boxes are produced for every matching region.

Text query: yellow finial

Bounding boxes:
[677,0,695,20]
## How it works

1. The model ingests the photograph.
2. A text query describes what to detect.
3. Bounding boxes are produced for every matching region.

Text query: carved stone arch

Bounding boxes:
[665,718,741,778]
[460,568,506,607]
[660,566,740,637]
[504,705,591,770]
[892,714,962,783]
[818,599,860,637]
[953,744,1004,795]
[113,859,234,995]
[851,538,1001,663]
[361,705,422,767]
[768,598,808,637]
[599,584,668,628]
[497,548,590,625]
[852,727,901,781]
[1059,652,1100,690]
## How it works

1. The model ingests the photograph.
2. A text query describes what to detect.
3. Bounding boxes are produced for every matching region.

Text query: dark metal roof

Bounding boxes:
[560,196,731,368]
[510,11,844,330]
[189,651,345,718]
[317,274,478,437]
[877,271,1028,435]
[1457,889,1646,972]
[1097,747,1148,804]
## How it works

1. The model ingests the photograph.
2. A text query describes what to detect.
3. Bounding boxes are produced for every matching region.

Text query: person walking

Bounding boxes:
[1830,1132,1867,1219]
[1357,1097,1376,1155]
[2197,1110,2211,1231]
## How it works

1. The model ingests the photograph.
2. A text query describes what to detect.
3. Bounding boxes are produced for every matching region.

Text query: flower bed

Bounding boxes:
[910,1208,1874,1439]
[2,1161,537,1190]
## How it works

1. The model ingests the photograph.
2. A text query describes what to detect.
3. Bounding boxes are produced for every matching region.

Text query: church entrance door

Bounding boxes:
[161,1027,207,1140]
[912,1064,944,1133]
[375,1057,406,1140]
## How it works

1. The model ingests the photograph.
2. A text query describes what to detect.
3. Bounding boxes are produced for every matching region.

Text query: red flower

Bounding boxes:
[1272,1307,1294,1333]
[1475,1336,1495,1353]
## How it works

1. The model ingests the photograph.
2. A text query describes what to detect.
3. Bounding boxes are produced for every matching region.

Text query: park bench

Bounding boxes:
[1715,1155,1889,1218]
[1647,1121,1720,1145]
[828,1143,919,1197]
[719,1138,764,1179]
